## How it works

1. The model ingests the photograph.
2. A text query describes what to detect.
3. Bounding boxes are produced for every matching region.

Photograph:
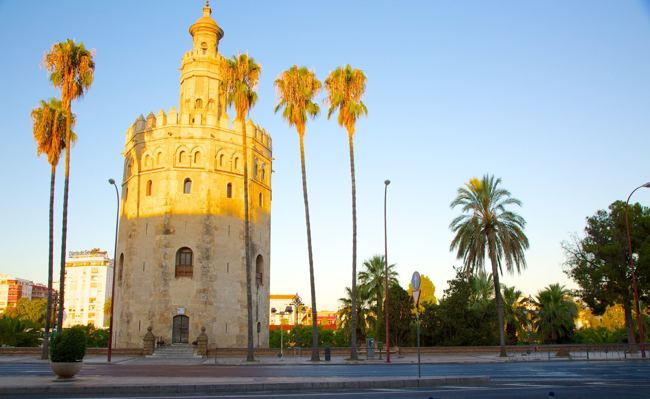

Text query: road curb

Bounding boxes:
[0,376,490,395]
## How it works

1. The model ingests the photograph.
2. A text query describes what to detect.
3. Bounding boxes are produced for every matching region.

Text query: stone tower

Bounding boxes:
[113,2,272,349]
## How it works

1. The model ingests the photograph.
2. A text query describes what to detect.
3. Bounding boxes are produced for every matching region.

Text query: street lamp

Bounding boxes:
[289,293,303,354]
[384,179,390,363]
[107,178,120,362]
[625,182,649,358]
[271,306,293,359]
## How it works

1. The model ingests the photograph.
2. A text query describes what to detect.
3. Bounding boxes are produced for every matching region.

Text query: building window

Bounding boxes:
[194,151,201,164]
[118,254,124,282]
[201,42,207,55]
[219,154,224,167]
[184,178,192,194]
[234,157,239,170]
[256,255,263,285]
[261,165,266,182]
[259,193,263,207]
[175,248,193,278]
[156,152,162,165]
[227,183,232,198]
[254,159,258,179]
[146,180,152,196]
[179,151,186,164]
[195,98,203,109]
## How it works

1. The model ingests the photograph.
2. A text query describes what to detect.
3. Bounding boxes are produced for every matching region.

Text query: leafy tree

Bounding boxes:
[31,97,75,359]
[219,52,261,361]
[449,174,529,356]
[324,65,368,360]
[338,286,374,347]
[534,284,579,344]
[0,314,41,347]
[6,298,47,327]
[563,201,650,345]
[386,284,414,347]
[43,39,95,333]
[103,297,111,327]
[74,324,109,347]
[501,285,526,345]
[274,65,322,361]
[359,254,398,335]
[407,274,437,314]
[420,268,498,346]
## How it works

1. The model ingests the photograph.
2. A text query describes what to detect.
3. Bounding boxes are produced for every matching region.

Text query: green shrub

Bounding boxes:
[50,326,87,362]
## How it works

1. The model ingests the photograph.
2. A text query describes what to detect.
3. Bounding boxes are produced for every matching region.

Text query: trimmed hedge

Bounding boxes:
[50,327,87,362]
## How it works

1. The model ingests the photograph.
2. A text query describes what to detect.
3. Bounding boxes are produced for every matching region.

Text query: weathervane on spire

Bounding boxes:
[206,1,209,6]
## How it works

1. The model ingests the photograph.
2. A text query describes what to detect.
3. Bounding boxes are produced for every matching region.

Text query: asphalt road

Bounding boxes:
[2,361,649,398]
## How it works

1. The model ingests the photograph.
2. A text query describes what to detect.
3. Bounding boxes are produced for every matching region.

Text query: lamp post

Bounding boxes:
[290,293,303,354]
[271,306,293,359]
[107,178,120,362]
[384,179,390,363]
[625,182,649,358]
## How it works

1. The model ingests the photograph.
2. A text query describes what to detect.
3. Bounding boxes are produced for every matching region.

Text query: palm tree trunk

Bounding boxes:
[492,265,507,357]
[298,131,320,361]
[242,116,254,361]
[57,108,72,333]
[42,163,56,359]
[348,131,358,360]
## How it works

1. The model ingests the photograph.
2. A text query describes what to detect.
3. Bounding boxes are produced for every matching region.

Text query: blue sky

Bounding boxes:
[1,1,649,311]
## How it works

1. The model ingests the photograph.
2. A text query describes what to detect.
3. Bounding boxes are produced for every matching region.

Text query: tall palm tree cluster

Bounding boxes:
[31,40,95,360]
[273,64,368,360]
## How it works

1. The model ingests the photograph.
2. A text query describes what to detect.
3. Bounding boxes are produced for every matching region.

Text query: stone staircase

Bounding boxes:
[148,344,201,358]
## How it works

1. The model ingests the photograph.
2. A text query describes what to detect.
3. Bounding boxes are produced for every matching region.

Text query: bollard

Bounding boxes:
[325,345,331,361]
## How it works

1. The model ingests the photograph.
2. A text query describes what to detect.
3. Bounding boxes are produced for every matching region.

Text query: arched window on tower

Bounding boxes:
[156,152,162,166]
[179,151,186,164]
[226,183,232,198]
[201,42,207,56]
[259,193,263,207]
[253,159,258,179]
[256,255,264,285]
[195,98,203,110]
[261,164,266,182]
[175,248,193,278]
[219,154,224,167]
[146,180,152,196]
[194,151,201,164]
[234,157,239,170]
[183,178,192,194]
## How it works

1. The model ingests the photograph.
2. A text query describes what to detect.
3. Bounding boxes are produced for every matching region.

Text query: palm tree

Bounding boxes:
[274,65,322,361]
[358,255,398,334]
[31,98,75,359]
[534,284,579,344]
[468,272,494,311]
[337,286,374,346]
[43,39,95,332]
[449,174,529,357]
[324,65,368,360]
[219,52,261,361]
[501,285,526,345]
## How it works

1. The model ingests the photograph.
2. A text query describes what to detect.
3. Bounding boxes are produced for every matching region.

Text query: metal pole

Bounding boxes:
[107,179,120,363]
[416,307,421,379]
[625,183,649,358]
[384,179,390,363]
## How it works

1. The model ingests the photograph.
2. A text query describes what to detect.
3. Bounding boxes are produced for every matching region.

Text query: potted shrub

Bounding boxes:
[49,327,87,380]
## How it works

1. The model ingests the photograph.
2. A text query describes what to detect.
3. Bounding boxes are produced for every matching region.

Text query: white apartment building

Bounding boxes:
[62,248,113,328]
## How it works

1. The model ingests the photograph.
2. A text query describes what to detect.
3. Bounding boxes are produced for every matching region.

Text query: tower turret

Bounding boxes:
[179,1,224,123]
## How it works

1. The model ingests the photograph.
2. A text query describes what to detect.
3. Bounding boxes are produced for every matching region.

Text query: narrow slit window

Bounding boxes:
[227,183,232,198]
[184,178,192,194]
[146,180,152,196]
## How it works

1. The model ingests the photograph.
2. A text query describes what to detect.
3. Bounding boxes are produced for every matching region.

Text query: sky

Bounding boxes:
[1,0,650,312]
